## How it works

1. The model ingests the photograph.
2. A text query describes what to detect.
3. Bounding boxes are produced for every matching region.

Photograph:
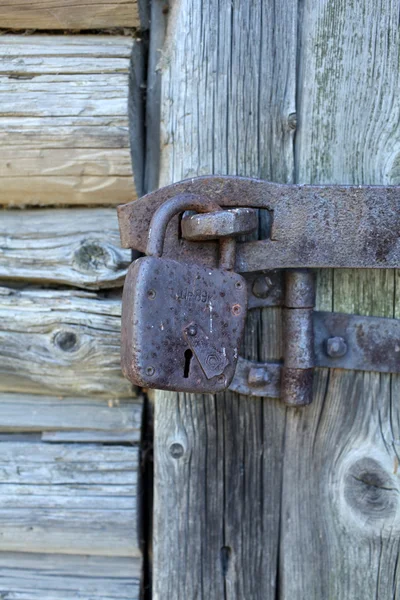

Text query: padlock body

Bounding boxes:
[121,256,247,392]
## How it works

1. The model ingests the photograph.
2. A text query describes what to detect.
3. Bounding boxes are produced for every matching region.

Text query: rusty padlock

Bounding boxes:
[121,194,247,393]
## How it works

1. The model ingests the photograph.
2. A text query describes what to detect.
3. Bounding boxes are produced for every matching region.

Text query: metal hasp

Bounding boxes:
[118,175,400,406]
[117,175,400,270]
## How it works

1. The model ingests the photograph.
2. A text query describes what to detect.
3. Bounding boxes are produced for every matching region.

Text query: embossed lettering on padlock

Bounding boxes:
[121,194,247,393]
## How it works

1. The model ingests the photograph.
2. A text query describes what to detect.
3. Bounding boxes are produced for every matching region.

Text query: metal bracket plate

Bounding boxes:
[230,311,400,397]
[118,175,400,271]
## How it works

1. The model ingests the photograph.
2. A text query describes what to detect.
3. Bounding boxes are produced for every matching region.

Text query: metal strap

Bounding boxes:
[229,311,400,397]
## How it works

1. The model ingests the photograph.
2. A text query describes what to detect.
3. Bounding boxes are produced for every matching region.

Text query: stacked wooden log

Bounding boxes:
[0,4,143,598]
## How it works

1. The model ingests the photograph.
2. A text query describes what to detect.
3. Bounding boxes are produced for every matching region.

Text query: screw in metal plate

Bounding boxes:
[252,275,273,299]
[326,336,348,358]
[232,304,242,316]
[187,325,197,336]
[146,366,155,376]
[147,289,156,300]
[235,280,243,289]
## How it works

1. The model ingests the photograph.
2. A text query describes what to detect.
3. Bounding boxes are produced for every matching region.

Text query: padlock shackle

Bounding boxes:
[146,193,222,257]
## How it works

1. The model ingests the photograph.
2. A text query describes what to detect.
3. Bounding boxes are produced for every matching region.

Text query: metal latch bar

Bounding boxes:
[118,175,400,271]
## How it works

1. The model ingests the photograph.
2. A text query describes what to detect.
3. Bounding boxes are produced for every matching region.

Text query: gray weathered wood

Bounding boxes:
[0,287,133,397]
[152,1,296,597]
[0,36,133,71]
[0,0,140,29]
[42,430,139,443]
[0,441,139,557]
[279,2,400,599]
[0,36,136,206]
[0,209,130,289]
[0,393,141,438]
[0,553,140,600]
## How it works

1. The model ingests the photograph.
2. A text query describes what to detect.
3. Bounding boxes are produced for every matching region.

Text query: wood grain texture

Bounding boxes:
[0,287,133,397]
[153,1,296,597]
[0,441,139,557]
[280,2,400,599]
[42,429,139,442]
[0,36,136,206]
[0,209,130,289]
[0,393,142,438]
[0,553,140,600]
[0,0,139,30]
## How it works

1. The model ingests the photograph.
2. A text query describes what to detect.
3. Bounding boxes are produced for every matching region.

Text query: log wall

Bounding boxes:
[0,10,143,598]
[0,1,140,30]
[0,36,137,206]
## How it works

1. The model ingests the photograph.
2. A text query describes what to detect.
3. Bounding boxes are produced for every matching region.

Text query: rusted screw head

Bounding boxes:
[145,366,155,376]
[252,275,273,298]
[326,336,348,358]
[232,304,242,316]
[187,325,197,336]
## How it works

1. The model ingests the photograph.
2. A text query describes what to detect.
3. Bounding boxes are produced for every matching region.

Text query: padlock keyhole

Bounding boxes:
[183,349,193,378]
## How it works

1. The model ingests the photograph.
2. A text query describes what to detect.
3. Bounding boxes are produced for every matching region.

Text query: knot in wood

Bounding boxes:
[73,240,110,273]
[169,442,184,459]
[343,457,399,530]
[54,330,79,353]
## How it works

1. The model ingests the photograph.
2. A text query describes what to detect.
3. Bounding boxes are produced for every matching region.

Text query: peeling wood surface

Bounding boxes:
[0,36,137,206]
[0,393,142,438]
[0,442,139,557]
[0,553,140,600]
[0,287,133,397]
[0,0,140,30]
[0,209,130,289]
[153,1,295,597]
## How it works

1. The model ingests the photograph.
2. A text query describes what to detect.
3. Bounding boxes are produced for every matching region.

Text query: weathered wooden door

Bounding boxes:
[147,1,400,598]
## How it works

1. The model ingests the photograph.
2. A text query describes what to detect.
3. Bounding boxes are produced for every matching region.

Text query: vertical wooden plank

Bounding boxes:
[153,1,296,597]
[281,1,400,598]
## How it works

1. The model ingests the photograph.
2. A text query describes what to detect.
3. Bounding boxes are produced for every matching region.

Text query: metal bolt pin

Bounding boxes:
[252,275,273,299]
[248,367,270,386]
[326,336,348,358]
